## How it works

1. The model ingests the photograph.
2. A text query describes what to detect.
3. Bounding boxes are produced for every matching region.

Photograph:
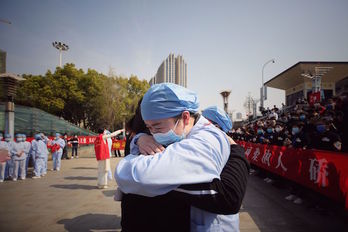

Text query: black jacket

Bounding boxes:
[120,145,249,231]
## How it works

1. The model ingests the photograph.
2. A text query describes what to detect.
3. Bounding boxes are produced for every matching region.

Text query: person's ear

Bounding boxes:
[182,111,190,125]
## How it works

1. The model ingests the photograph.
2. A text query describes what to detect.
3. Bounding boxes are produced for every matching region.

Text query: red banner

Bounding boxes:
[237,141,348,209]
[111,138,126,151]
[309,91,321,105]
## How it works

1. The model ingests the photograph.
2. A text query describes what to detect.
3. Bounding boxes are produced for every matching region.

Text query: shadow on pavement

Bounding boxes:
[50,184,97,190]
[65,176,98,180]
[57,213,121,232]
[102,190,116,197]
[72,167,97,170]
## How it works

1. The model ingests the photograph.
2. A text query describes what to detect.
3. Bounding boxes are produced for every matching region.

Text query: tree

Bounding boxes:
[15,63,150,132]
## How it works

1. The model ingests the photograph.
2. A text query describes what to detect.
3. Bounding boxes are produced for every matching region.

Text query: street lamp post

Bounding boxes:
[260,59,275,109]
[52,41,69,68]
[220,90,231,113]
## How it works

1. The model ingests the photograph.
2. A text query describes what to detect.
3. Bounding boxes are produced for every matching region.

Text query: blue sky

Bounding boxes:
[1,0,348,119]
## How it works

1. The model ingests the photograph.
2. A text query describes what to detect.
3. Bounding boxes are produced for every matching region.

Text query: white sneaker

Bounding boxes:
[76,156,79,159]
[285,194,296,201]
[56,168,60,171]
[293,197,303,204]
[12,178,17,181]
[0,180,3,183]
[32,176,41,179]
[266,178,274,184]
[20,177,26,180]
[264,178,270,182]
[50,168,54,171]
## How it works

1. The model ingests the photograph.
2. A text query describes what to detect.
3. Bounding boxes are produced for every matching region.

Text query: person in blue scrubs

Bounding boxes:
[51,133,66,171]
[32,134,49,178]
[10,134,27,181]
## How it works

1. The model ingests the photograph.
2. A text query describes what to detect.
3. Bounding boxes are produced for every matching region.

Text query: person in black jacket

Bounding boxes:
[68,135,79,159]
[61,134,69,159]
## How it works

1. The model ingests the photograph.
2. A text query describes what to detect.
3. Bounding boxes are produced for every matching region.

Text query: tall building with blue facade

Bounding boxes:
[150,53,187,88]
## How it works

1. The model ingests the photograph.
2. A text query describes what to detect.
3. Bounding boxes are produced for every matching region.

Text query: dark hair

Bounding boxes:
[126,98,149,134]
[98,128,104,134]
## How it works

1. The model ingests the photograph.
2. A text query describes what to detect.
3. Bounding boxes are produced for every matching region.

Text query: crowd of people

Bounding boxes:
[230,95,348,153]
[0,132,84,182]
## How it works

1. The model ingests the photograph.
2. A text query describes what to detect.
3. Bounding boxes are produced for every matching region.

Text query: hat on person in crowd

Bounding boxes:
[55,133,61,137]
[202,106,232,133]
[0,133,3,139]
[141,83,199,121]
[4,133,11,139]
[34,134,42,140]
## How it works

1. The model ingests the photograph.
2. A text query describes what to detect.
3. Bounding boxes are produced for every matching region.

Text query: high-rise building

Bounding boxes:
[0,49,6,74]
[150,53,187,87]
[175,55,187,87]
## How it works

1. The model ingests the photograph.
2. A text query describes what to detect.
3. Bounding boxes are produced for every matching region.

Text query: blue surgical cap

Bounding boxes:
[34,134,42,140]
[4,133,11,138]
[202,106,232,133]
[141,83,199,120]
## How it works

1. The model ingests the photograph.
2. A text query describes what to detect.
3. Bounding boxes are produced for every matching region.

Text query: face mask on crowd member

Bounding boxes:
[22,134,26,142]
[257,129,264,135]
[266,127,273,133]
[275,126,282,133]
[16,134,21,143]
[4,134,11,142]
[299,114,306,121]
[292,126,300,135]
[316,124,326,133]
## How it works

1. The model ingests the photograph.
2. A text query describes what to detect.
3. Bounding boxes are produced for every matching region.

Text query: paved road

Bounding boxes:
[0,155,347,232]
[241,170,348,232]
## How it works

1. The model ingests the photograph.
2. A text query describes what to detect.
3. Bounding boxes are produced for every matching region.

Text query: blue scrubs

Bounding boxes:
[32,140,49,177]
[51,138,65,170]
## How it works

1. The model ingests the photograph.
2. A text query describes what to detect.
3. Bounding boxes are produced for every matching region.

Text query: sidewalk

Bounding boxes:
[0,153,260,232]
[0,157,122,232]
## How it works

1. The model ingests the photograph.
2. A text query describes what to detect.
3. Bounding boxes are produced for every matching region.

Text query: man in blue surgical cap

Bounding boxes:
[51,133,66,171]
[32,134,49,178]
[116,83,238,231]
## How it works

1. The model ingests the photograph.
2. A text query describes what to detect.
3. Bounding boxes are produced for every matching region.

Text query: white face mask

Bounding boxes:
[153,119,185,146]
